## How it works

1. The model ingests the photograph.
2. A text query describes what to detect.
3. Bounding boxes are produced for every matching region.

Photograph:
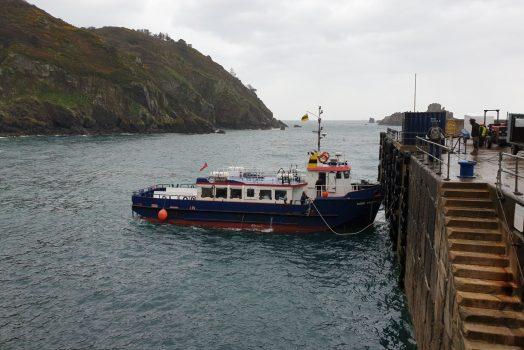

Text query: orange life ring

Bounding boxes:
[318,152,330,163]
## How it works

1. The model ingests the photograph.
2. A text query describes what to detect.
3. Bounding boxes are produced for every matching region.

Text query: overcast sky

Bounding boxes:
[30,0,524,120]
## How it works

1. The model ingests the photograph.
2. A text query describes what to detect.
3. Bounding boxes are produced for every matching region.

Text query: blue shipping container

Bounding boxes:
[402,112,446,145]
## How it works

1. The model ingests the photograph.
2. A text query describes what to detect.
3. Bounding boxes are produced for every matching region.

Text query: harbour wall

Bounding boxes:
[380,133,462,348]
[379,132,524,349]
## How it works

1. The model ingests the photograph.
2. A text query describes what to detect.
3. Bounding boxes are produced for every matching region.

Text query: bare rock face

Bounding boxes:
[0,0,285,135]
[427,103,454,119]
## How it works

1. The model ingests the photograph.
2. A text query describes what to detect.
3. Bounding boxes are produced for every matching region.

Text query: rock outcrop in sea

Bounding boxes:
[378,103,454,126]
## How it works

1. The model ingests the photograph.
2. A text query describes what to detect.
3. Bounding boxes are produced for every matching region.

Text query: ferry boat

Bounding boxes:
[131,107,383,233]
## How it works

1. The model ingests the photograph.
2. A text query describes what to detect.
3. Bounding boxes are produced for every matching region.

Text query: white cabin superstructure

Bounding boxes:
[195,167,307,205]
[152,150,355,205]
[303,151,353,198]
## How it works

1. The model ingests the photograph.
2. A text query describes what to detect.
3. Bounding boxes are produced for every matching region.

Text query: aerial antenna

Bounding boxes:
[305,106,324,152]
[317,105,323,152]
[413,73,417,112]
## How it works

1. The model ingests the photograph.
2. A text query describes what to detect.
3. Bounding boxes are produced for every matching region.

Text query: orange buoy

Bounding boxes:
[321,191,329,198]
[158,209,168,221]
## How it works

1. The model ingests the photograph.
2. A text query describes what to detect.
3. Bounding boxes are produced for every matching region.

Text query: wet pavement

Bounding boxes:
[417,140,524,196]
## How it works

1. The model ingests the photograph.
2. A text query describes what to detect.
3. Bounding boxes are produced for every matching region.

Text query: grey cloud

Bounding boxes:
[30,0,524,119]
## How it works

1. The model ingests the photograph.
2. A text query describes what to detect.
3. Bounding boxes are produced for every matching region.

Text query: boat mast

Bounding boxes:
[317,105,323,152]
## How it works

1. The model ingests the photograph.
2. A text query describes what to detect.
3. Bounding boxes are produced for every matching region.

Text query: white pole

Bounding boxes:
[413,73,417,112]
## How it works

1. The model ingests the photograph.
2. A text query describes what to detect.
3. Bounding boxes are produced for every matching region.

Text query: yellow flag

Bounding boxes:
[301,114,309,122]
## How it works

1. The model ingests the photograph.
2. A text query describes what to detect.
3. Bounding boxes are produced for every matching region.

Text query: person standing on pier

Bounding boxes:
[427,120,445,162]
[470,118,480,155]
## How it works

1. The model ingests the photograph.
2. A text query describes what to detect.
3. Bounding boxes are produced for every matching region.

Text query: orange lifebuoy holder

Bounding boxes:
[318,152,330,164]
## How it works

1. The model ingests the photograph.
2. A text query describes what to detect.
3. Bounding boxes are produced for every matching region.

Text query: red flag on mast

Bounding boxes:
[199,162,208,171]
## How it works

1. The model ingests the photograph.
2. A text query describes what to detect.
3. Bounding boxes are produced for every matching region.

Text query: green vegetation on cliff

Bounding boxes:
[0,0,284,135]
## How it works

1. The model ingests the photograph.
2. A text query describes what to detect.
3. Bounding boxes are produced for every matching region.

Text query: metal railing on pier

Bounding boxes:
[387,127,468,154]
[497,153,524,196]
[445,135,467,155]
[415,136,453,181]
[386,128,425,145]
[495,152,524,295]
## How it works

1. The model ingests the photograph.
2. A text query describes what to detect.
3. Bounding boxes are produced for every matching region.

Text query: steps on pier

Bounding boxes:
[453,264,513,281]
[445,216,499,230]
[445,207,497,218]
[450,250,509,267]
[448,227,503,242]
[460,307,524,328]
[464,339,523,350]
[445,198,494,209]
[463,323,524,347]
[455,277,518,295]
[449,239,506,254]
[456,291,522,311]
[442,182,523,349]
[443,188,491,199]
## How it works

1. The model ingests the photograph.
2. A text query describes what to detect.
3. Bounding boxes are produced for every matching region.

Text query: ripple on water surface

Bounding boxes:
[0,122,415,349]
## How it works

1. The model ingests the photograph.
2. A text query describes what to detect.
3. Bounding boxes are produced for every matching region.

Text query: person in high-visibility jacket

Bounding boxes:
[479,124,488,148]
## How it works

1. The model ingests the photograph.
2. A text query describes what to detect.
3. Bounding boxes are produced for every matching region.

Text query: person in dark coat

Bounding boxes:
[470,118,480,155]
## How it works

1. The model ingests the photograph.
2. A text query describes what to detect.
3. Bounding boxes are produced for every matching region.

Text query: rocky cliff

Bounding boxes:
[0,0,284,135]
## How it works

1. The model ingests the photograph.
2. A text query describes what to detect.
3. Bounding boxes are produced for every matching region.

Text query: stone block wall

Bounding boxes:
[404,158,463,350]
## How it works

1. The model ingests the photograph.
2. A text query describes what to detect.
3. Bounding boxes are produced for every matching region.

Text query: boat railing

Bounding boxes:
[211,166,302,182]
[132,183,195,196]
[154,194,197,200]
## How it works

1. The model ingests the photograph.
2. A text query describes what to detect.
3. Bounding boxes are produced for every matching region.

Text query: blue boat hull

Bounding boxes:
[132,185,382,233]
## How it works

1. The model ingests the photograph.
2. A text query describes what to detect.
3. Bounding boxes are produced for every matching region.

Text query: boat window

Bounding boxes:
[201,187,213,198]
[259,189,272,200]
[344,171,350,179]
[230,188,242,199]
[246,188,255,198]
[216,187,227,198]
[336,172,342,179]
[275,190,287,200]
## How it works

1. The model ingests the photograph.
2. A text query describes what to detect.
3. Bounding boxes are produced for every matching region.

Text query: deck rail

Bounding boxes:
[415,136,453,181]
[132,183,195,196]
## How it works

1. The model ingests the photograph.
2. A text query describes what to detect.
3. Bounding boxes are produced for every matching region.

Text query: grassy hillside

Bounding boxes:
[0,0,284,135]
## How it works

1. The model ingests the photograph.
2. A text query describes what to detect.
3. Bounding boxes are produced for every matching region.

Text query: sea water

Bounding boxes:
[0,121,416,349]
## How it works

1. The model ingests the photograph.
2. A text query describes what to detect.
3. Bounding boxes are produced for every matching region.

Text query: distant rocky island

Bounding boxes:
[0,0,285,136]
[378,103,454,126]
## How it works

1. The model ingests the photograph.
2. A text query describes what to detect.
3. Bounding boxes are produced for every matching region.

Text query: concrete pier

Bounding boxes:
[379,132,524,349]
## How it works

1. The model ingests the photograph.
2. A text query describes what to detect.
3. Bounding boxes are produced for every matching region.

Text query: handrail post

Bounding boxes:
[497,152,502,187]
[445,149,451,181]
[515,156,522,195]
[437,145,442,175]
